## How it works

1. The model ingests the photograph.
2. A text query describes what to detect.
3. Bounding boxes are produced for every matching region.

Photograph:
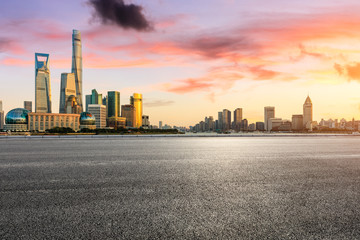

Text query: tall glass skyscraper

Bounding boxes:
[71,29,83,112]
[108,91,120,118]
[35,53,51,113]
[130,93,143,128]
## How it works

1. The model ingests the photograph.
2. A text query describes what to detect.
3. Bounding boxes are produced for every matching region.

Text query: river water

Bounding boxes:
[1,136,360,239]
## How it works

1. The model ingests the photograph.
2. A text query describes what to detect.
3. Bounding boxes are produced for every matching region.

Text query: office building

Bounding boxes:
[256,122,265,131]
[217,112,223,130]
[234,108,243,131]
[248,123,256,131]
[267,118,283,131]
[59,73,76,113]
[85,95,91,112]
[241,118,248,131]
[24,101,32,112]
[121,104,136,127]
[91,89,102,104]
[159,121,163,129]
[142,115,150,128]
[4,108,30,131]
[107,117,126,129]
[28,113,80,132]
[130,93,143,128]
[72,29,83,112]
[108,91,120,118]
[303,95,313,129]
[222,109,231,131]
[292,114,304,131]
[35,53,51,113]
[88,104,106,129]
[0,100,4,129]
[264,106,275,131]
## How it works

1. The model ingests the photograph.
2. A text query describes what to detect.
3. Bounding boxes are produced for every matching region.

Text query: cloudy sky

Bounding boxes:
[1,0,360,126]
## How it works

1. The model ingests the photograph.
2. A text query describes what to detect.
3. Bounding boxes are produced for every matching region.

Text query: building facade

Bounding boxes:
[234,108,243,131]
[121,104,136,128]
[222,109,231,131]
[108,91,120,118]
[88,104,106,129]
[59,73,76,113]
[71,29,83,112]
[35,53,52,113]
[264,106,275,131]
[292,114,304,131]
[107,117,126,129]
[28,113,80,132]
[130,93,143,128]
[142,115,150,128]
[24,101,32,112]
[0,100,4,129]
[303,96,313,129]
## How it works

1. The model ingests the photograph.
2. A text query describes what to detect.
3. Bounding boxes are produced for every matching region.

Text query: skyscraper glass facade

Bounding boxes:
[108,91,120,118]
[35,53,51,113]
[72,29,83,112]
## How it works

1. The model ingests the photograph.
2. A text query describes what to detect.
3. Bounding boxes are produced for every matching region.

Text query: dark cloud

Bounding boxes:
[88,0,153,31]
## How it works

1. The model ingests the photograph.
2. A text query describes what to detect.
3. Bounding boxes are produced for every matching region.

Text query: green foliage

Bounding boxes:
[46,127,75,133]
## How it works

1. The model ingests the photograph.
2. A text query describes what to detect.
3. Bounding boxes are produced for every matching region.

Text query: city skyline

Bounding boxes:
[2,1,360,126]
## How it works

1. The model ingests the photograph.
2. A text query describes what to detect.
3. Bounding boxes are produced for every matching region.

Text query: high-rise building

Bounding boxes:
[130,93,143,128]
[292,114,304,131]
[241,118,248,131]
[85,95,91,112]
[217,112,223,130]
[303,96,313,129]
[59,73,76,113]
[24,101,32,112]
[159,121,163,129]
[0,100,4,129]
[107,91,120,118]
[35,53,51,113]
[91,89,101,105]
[71,29,83,112]
[234,108,243,131]
[264,106,275,131]
[222,109,231,131]
[142,115,150,128]
[121,104,136,127]
[88,104,106,129]
[256,122,265,131]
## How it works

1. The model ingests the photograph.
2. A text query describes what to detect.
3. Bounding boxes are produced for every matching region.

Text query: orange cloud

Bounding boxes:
[334,62,360,81]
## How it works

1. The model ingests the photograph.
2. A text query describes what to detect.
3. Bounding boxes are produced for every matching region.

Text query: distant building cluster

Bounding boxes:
[1,30,149,132]
[190,95,356,133]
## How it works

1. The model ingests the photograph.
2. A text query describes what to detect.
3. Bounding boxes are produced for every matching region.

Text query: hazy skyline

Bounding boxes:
[1,0,360,126]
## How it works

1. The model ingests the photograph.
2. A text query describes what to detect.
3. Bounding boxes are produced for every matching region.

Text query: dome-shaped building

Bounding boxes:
[4,108,30,131]
[79,112,96,130]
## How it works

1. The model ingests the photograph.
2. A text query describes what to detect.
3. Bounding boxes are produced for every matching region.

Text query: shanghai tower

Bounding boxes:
[71,29,83,112]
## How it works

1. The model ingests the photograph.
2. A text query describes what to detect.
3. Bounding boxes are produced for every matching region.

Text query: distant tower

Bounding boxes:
[0,100,4,129]
[59,73,76,113]
[72,30,83,112]
[130,93,143,128]
[264,106,275,131]
[35,53,51,113]
[303,95,313,128]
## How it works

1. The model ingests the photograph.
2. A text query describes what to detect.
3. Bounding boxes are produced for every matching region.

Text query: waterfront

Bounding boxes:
[1,137,360,239]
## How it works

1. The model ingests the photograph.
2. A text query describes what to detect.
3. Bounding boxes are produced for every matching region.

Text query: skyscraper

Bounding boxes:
[24,101,32,112]
[59,73,76,113]
[35,53,51,113]
[71,29,83,112]
[217,112,223,130]
[107,91,120,118]
[121,104,136,127]
[222,109,231,131]
[264,106,275,131]
[303,95,313,129]
[88,104,106,129]
[234,108,243,131]
[130,93,143,128]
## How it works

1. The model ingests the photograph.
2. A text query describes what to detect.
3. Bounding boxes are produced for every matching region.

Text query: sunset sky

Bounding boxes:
[1,0,360,126]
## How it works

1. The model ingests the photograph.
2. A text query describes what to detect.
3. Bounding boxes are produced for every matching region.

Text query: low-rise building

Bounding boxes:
[28,112,80,132]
